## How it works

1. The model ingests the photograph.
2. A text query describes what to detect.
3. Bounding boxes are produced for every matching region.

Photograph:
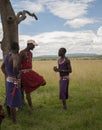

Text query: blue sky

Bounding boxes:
[0,0,102,58]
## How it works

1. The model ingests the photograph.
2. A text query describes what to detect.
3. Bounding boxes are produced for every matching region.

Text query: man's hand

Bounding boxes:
[53,66,59,72]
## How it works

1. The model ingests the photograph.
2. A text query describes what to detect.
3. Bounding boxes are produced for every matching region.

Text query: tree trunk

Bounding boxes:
[0,0,38,58]
[0,0,18,57]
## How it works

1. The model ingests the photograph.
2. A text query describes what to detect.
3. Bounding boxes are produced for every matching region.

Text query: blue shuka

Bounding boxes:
[4,54,22,108]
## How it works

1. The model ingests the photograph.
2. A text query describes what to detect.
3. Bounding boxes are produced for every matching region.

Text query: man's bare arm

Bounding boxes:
[12,54,20,78]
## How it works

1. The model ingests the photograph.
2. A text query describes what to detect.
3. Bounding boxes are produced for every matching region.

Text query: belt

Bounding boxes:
[60,76,69,80]
[21,69,32,73]
[6,76,20,83]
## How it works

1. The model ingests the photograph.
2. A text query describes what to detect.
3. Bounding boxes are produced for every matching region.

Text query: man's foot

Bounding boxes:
[12,120,17,124]
[41,81,46,86]
[63,105,67,110]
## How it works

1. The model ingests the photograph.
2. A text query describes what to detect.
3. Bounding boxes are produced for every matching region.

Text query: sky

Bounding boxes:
[0,0,102,58]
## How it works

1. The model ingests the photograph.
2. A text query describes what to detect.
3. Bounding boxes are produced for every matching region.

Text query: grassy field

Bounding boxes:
[0,59,102,130]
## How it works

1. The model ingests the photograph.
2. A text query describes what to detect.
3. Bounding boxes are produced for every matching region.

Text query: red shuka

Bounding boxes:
[21,51,46,93]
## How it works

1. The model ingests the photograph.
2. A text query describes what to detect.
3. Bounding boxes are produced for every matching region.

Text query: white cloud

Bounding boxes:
[11,0,98,28]
[65,18,98,28]
[0,23,3,38]
[12,0,44,13]
[0,26,102,59]
[97,26,102,36]
[18,27,102,57]
[93,26,102,46]
[45,1,88,19]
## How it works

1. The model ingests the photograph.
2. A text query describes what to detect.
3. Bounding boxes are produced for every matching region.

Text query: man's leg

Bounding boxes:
[62,100,67,109]
[26,93,33,108]
[6,106,11,117]
[0,105,4,125]
[10,108,16,124]
[21,84,25,105]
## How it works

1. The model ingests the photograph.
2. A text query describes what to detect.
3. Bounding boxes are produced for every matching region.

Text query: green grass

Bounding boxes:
[0,59,102,130]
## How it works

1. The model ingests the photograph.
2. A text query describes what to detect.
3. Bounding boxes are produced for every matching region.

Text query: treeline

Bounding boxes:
[33,55,102,61]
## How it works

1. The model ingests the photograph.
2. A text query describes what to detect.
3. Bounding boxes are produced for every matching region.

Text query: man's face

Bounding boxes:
[58,49,63,56]
[28,43,35,50]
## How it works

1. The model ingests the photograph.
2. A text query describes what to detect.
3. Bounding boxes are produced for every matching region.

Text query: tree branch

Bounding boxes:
[17,10,38,24]
[23,10,38,20]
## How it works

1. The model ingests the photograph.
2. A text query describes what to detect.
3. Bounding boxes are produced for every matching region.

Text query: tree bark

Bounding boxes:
[0,0,18,57]
[0,0,38,58]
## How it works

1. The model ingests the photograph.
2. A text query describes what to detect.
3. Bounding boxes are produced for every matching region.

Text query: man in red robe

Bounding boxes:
[20,40,46,108]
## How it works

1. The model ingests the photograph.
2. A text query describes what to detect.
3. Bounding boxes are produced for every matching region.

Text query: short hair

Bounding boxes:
[60,47,66,54]
[10,42,19,50]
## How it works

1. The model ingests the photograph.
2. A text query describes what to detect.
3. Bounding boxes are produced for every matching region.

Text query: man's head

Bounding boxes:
[58,47,66,57]
[10,42,19,53]
[27,40,38,50]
